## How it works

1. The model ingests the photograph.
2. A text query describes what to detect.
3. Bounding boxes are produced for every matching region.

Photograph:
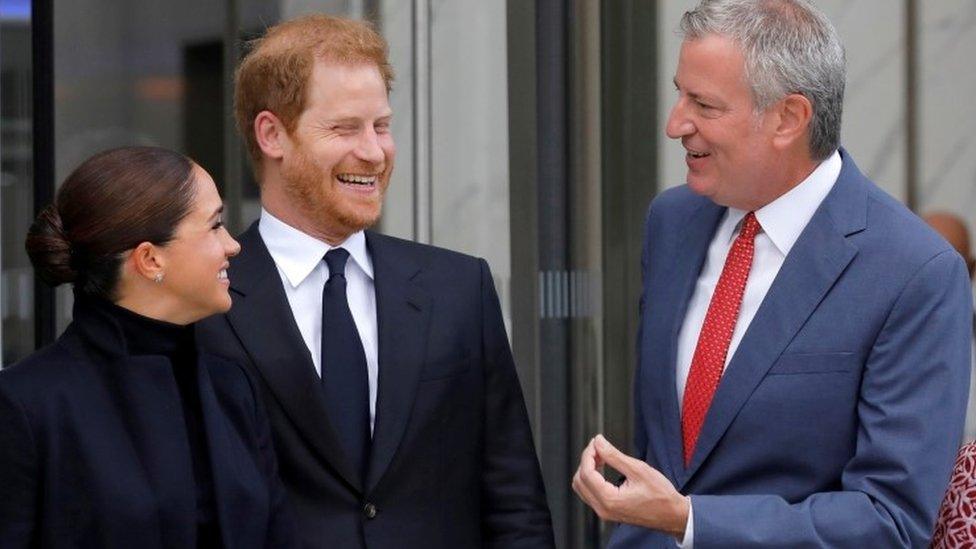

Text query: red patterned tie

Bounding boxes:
[681,212,761,467]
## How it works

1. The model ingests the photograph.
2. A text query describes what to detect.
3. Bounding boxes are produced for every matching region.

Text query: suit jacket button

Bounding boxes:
[363,503,378,519]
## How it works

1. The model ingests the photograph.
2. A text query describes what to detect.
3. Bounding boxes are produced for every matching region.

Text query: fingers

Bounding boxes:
[573,439,616,520]
[594,434,642,477]
[571,438,593,493]
[578,440,620,508]
[572,439,600,507]
[577,439,605,488]
[573,466,598,508]
[574,435,684,531]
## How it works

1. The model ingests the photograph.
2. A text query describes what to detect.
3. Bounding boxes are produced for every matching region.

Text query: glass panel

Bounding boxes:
[429,0,512,328]
[0,0,34,365]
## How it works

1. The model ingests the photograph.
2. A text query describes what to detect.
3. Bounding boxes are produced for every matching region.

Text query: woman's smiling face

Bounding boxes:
[154,165,241,323]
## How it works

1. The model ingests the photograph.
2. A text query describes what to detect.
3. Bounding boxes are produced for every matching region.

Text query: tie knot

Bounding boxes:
[324,248,350,279]
[739,212,761,241]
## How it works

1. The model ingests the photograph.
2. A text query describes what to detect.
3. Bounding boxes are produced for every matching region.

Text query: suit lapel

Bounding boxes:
[364,232,432,493]
[678,153,867,487]
[224,223,360,490]
[652,200,725,484]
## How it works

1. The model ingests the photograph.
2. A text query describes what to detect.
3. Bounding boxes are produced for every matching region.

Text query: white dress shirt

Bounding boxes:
[258,208,379,432]
[676,150,841,547]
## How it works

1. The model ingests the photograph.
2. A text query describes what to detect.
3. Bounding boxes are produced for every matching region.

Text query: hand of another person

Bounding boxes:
[572,434,689,538]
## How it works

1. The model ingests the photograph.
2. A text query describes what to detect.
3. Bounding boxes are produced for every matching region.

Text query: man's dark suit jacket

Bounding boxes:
[196,223,554,548]
[0,298,294,548]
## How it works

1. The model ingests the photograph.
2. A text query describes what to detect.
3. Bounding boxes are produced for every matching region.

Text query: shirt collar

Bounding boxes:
[258,208,374,288]
[726,149,842,256]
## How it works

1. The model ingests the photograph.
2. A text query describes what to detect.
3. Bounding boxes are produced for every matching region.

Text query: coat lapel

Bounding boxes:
[196,354,249,548]
[72,298,196,546]
[651,199,725,484]
[224,223,360,490]
[110,355,197,547]
[364,232,432,493]
[678,152,867,487]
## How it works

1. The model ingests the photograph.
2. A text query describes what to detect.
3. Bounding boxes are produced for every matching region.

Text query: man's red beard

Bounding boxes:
[280,145,387,237]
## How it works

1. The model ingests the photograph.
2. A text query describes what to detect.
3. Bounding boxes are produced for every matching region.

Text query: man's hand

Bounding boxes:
[572,434,689,538]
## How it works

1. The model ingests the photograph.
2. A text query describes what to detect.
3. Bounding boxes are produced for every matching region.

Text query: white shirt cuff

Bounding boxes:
[676,497,694,548]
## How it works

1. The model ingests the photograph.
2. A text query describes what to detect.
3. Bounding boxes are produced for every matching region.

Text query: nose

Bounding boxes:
[222,228,241,258]
[355,127,385,165]
[665,97,694,140]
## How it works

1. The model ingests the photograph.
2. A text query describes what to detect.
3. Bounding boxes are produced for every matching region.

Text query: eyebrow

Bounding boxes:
[326,112,393,123]
[208,204,224,221]
[327,117,361,126]
[673,77,704,99]
[671,76,698,98]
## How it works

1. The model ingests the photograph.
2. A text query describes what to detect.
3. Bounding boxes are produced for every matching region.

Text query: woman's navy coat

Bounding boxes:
[0,301,294,548]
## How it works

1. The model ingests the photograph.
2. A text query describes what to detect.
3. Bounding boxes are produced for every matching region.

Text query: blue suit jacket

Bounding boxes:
[610,150,972,548]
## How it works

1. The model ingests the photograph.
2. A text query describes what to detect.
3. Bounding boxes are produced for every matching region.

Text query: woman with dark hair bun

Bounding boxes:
[0,147,294,548]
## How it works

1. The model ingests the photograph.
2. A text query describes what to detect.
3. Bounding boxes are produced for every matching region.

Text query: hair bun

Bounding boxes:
[25,204,77,286]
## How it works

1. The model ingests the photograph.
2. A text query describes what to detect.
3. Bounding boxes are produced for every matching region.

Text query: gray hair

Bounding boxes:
[680,0,846,160]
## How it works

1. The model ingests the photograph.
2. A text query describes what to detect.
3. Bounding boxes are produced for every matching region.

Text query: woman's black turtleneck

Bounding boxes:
[88,296,221,548]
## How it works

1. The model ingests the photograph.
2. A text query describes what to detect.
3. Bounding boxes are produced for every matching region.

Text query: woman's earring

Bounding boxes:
[154,273,165,284]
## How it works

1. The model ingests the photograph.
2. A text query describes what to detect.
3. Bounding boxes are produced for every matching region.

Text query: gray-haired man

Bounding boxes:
[573,1,972,547]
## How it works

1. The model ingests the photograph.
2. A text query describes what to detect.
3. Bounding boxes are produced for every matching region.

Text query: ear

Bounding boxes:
[127,241,165,283]
[770,93,813,151]
[254,110,290,161]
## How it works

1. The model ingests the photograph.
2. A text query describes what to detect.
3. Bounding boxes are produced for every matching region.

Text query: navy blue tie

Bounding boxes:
[321,248,370,485]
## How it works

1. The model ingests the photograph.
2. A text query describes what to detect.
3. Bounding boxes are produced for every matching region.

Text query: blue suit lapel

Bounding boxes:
[678,150,868,487]
[225,223,360,491]
[648,199,726,485]
[364,231,432,494]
